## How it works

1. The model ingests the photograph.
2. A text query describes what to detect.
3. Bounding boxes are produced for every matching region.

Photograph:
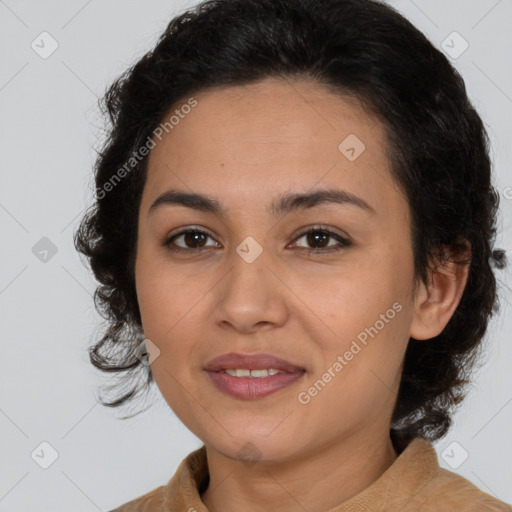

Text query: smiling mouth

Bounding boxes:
[203,352,306,400]
[205,369,305,399]
[204,352,306,373]
[221,368,286,377]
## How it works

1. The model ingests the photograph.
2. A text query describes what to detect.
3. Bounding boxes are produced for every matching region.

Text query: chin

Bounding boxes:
[199,425,301,465]
[219,439,295,465]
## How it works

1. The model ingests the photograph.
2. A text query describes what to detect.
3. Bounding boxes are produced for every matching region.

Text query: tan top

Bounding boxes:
[110,436,511,511]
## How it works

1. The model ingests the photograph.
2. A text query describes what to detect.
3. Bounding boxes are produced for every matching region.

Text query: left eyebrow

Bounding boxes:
[270,189,376,216]
[148,188,376,217]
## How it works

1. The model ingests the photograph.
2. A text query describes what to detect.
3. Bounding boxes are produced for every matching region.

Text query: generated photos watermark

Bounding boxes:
[96,97,198,200]
[297,301,403,405]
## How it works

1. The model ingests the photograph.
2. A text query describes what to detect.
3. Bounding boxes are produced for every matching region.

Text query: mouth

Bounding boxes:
[204,352,306,400]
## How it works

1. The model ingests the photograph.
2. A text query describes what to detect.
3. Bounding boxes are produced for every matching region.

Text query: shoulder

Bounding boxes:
[107,485,165,512]
[106,445,208,512]
[416,466,512,512]
[387,435,511,512]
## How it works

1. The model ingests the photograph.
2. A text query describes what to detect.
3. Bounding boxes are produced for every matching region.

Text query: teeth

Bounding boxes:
[224,368,283,378]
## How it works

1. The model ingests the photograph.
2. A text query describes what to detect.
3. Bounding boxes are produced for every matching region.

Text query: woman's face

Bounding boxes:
[135,77,420,461]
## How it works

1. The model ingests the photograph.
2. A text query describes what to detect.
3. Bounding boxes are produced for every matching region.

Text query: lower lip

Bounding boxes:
[205,370,305,400]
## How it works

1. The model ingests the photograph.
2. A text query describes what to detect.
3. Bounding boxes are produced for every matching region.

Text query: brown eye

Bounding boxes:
[292,227,352,253]
[163,226,352,254]
[164,229,219,252]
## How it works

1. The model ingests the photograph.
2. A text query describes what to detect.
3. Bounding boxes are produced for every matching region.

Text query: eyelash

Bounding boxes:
[163,225,353,255]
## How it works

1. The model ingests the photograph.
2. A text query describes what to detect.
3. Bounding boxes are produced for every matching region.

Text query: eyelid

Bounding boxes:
[289,225,353,253]
[289,224,352,243]
[163,224,220,248]
[163,224,353,253]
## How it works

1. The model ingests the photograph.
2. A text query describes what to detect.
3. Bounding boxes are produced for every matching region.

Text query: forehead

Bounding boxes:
[142,77,402,217]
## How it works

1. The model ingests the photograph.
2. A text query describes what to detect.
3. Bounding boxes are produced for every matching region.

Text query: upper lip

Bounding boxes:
[204,352,306,373]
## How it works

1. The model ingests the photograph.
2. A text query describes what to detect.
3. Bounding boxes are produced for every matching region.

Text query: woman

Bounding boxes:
[74,0,511,510]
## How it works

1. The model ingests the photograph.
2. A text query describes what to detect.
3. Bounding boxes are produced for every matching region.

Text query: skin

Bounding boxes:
[134,76,469,512]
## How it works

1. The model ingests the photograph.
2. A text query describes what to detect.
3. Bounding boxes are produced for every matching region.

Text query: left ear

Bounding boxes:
[409,240,471,341]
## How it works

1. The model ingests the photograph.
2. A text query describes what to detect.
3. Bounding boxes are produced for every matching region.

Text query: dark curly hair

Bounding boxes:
[74,0,507,440]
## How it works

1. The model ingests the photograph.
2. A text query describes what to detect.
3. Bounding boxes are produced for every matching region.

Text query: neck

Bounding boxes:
[201,429,398,512]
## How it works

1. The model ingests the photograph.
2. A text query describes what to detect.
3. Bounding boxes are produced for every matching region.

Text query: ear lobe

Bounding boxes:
[410,241,471,341]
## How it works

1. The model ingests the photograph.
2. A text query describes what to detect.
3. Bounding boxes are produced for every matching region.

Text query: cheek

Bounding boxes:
[135,272,179,356]
[303,260,404,337]
[135,246,200,331]
[134,254,213,378]
[306,249,414,377]
[137,279,198,343]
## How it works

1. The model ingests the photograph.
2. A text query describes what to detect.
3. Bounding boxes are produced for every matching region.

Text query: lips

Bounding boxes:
[204,352,306,373]
[204,352,306,400]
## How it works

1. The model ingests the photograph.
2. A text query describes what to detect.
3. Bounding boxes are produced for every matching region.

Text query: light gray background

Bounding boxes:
[1,0,511,510]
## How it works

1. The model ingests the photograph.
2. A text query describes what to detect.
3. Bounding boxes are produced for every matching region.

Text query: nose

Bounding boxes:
[211,243,289,334]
